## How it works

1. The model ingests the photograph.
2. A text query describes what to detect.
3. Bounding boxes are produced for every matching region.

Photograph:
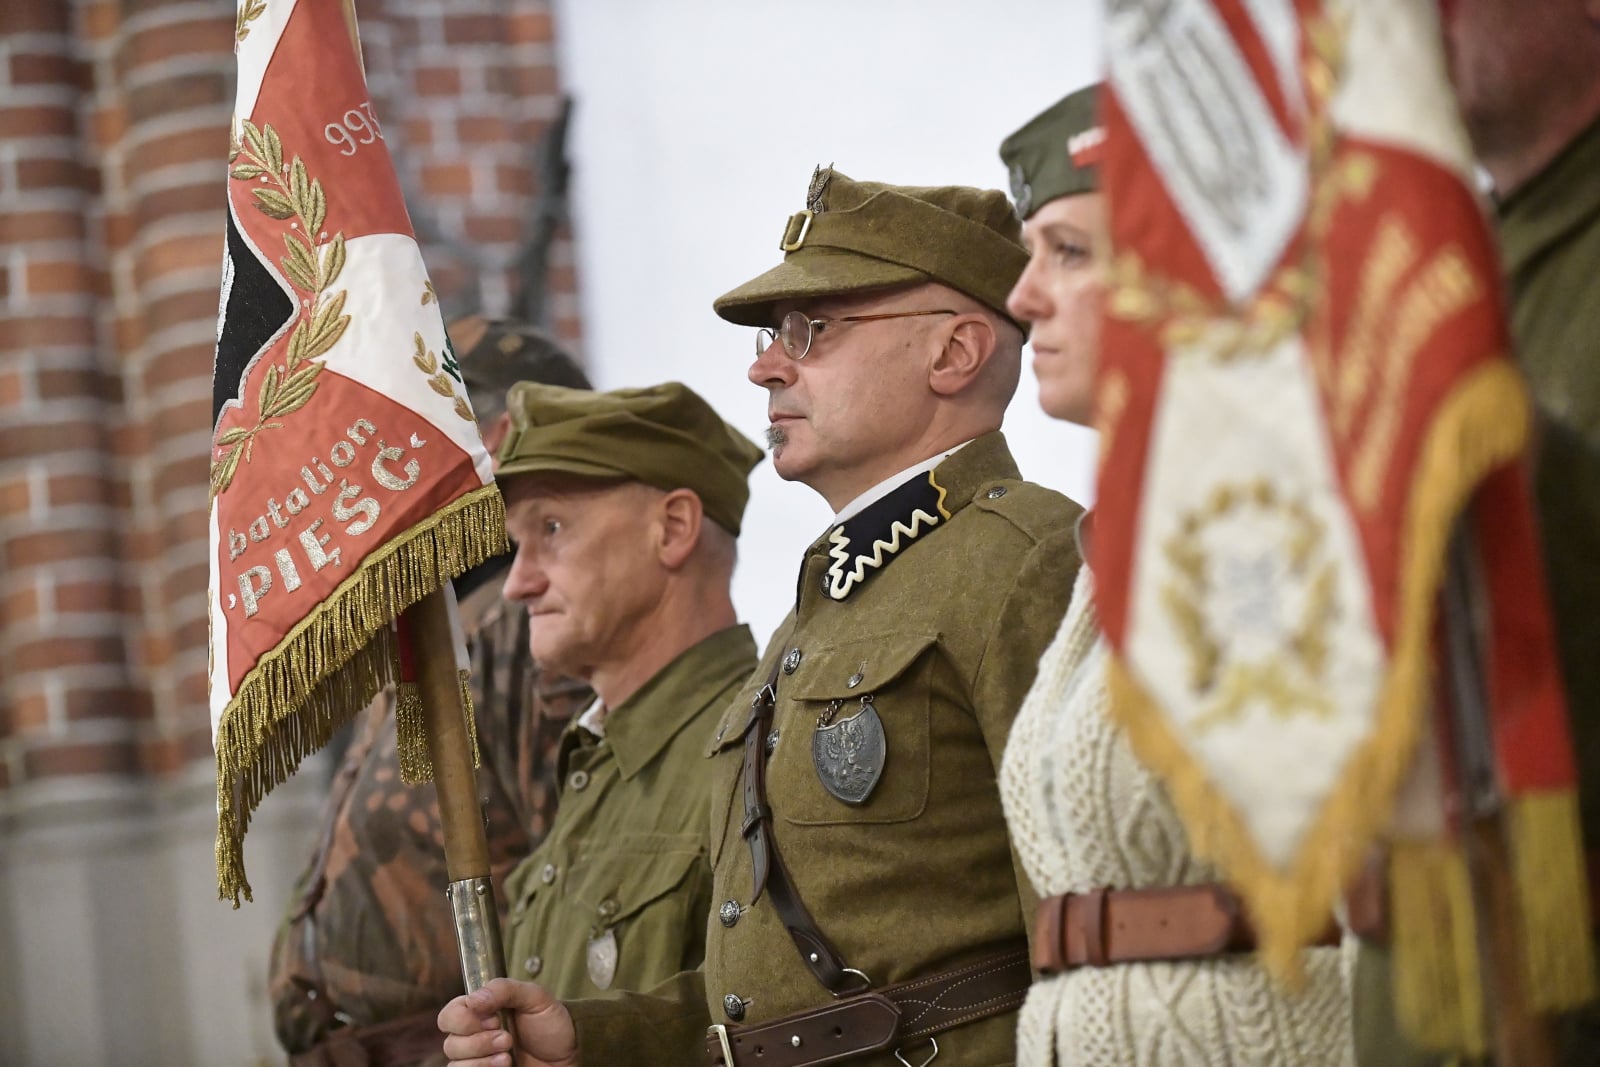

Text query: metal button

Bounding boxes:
[719,900,743,928]
[782,647,802,674]
[524,955,543,977]
[764,729,780,755]
[723,993,747,1021]
[791,1036,803,1048]
[597,896,620,919]
[986,486,1007,499]
[540,863,558,885]
[568,769,590,792]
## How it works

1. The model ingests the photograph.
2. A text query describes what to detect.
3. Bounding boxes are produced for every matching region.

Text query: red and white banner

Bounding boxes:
[1093,0,1589,1041]
[209,0,502,903]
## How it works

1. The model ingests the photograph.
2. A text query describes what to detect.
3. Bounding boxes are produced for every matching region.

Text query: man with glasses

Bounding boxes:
[438,168,1083,1067]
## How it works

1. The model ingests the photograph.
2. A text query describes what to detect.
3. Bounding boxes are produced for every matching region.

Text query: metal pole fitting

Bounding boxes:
[446,876,508,993]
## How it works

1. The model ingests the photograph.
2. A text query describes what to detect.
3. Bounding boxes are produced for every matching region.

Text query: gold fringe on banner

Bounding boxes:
[1509,791,1598,1010]
[394,681,429,785]
[393,669,481,786]
[1104,360,1530,996]
[460,668,481,769]
[214,484,507,905]
[1388,839,1487,1054]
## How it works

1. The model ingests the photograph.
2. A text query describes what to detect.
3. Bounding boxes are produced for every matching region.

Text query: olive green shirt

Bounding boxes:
[1353,114,1600,1064]
[566,432,1084,1066]
[500,624,757,1001]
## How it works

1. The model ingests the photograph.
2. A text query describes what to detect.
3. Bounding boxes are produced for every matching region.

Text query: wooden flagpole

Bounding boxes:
[337,0,509,997]
[1442,522,1556,1064]
[403,587,508,993]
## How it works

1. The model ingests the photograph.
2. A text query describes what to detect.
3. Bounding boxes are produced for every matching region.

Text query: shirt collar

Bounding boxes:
[1496,111,1600,286]
[575,696,607,738]
[830,440,972,525]
[598,624,757,779]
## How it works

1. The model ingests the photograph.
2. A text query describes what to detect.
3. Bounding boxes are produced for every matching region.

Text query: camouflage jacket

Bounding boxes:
[269,559,593,1056]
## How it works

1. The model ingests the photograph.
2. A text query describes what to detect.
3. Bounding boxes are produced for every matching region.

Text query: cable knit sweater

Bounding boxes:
[999,567,1354,1066]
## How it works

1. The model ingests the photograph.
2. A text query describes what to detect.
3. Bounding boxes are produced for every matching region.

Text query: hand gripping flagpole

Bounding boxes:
[334,0,509,1000]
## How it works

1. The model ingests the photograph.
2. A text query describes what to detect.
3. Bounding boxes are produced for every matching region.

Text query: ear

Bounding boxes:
[480,411,513,459]
[655,488,705,569]
[927,314,996,398]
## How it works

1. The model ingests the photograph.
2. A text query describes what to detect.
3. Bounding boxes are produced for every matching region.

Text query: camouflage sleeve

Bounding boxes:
[268,694,397,1052]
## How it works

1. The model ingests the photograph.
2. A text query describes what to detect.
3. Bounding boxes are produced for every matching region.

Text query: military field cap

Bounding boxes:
[497,381,764,536]
[712,167,1029,330]
[452,316,591,419]
[999,84,1104,220]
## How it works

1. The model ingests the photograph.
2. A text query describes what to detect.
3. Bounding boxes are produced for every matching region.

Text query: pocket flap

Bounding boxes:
[705,682,761,757]
[781,631,939,701]
[571,833,706,925]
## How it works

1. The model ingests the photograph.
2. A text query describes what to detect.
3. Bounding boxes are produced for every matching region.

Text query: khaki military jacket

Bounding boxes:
[1353,116,1600,1064]
[270,560,592,1056]
[568,432,1083,1066]
[502,624,758,1000]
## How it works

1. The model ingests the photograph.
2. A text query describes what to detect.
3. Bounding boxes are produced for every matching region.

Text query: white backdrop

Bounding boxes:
[553,0,1103,645]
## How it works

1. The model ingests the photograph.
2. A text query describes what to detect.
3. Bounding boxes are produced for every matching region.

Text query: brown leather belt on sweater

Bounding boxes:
[1031,884,1344,974]
[706,946,1032,1067]
[288,1009,443,1067]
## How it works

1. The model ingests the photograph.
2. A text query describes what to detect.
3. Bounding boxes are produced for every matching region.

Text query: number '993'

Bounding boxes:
[325,102,383,156]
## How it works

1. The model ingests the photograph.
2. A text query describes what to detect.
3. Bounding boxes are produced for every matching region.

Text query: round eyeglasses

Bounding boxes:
[756,308,958,360]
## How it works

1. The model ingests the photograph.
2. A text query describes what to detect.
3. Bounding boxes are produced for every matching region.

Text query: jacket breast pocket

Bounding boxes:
[568,833,710,981]
[768,631,938,826]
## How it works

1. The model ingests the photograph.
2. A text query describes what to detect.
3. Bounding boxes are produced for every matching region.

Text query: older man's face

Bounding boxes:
[1442,0,1596,168]
[747,287,952,508]
[500,478,666,678]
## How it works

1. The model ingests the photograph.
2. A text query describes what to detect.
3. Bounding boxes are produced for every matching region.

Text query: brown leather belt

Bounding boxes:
[288,1009,442,1067]
[1031,884,1343,974]
[706,946,1032,1067]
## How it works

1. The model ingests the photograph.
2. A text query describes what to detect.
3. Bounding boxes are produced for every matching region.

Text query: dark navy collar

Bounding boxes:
[819,469,952,601]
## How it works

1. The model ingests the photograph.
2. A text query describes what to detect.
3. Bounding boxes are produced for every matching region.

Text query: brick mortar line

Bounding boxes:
[116,103,231,150]
[0,133,83,158]
[0,84,80,107]
[0,34,76,57]
[116,50,234,93]
[114,3,231,39]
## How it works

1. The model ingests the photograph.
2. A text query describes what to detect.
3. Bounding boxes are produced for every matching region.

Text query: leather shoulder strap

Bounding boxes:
[740,659,862,995]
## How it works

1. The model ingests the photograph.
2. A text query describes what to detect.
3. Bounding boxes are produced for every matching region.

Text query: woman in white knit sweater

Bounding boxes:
[996,86,1354,1067]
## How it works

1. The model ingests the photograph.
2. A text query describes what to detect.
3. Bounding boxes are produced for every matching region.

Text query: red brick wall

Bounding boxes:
[0,0,581,798]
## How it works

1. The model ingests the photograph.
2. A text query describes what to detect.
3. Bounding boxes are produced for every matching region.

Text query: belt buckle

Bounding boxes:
[709,1023,736,1066]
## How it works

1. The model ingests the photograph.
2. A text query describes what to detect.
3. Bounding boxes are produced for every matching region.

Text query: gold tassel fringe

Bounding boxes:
[1388,839,1487,1054]
[460,668,482,769]
[214,484,507,905]
[1509,791,1598,1010]
[394,681,430,785]
[395,670,481,786]
[1104,360,1530,999]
